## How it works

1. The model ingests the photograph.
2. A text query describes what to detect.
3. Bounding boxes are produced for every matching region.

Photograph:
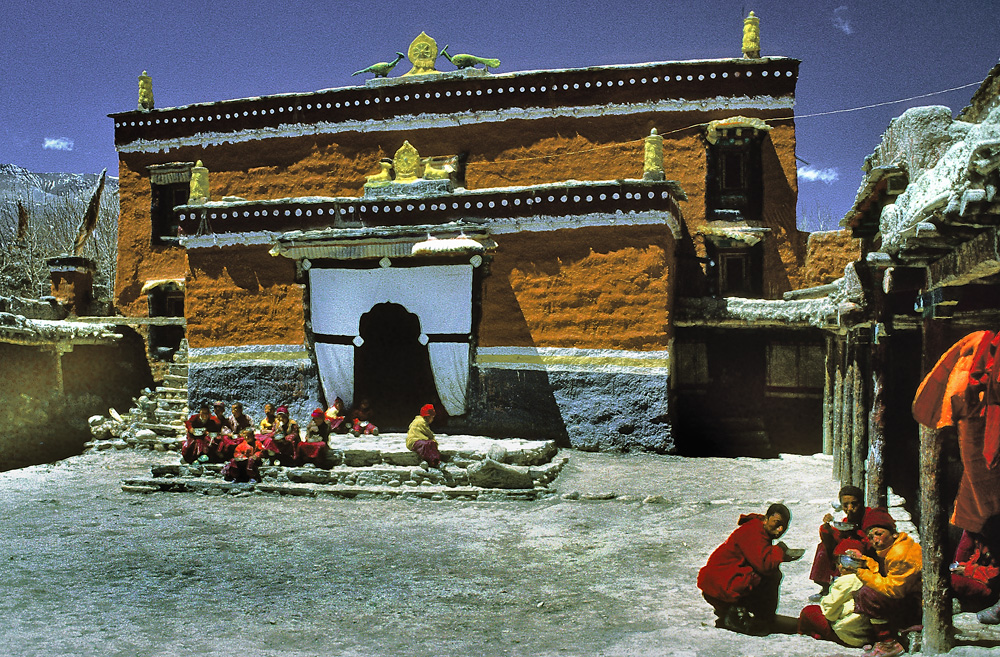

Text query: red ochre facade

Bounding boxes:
[110,53,820,450]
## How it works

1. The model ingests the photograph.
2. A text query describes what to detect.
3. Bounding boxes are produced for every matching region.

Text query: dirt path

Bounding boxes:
[0,450,995,656]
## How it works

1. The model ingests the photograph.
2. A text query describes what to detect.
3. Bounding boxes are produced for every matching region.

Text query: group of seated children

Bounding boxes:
[181,397,381,482]
[699,485,926,657]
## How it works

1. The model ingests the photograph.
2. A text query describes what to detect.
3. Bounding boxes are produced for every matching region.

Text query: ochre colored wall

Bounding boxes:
[116,107,801,316]
[115,161,187,316]
[800,230,863,288]
[480,225,675,350]
[185,245,304,348]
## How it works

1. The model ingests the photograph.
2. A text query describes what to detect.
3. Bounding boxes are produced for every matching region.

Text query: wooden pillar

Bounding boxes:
[920,424,951,653]
[852,337,867,492]
[867,339,888,507]
[920,316,952,654]
[840,339,855,486]
[832,337,845,479]
[823,334,836,456]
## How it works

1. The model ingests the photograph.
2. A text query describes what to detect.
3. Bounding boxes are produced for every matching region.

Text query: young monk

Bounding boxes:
[325,397,351,434]
[223,428,261,483]
[211,401,242,462]
[297,408,331,467]
[182,403,222,464]
[406,403,443,468]
[349,398,379,436]
[797,539,874,647]
[847,508,922,657]
[697,503,800,635]
[809,485,875,601]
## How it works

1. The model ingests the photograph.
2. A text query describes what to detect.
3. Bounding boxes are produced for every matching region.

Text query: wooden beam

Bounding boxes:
[867,340,887,507]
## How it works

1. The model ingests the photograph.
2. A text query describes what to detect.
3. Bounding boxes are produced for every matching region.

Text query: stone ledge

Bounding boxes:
[121,476,551,501]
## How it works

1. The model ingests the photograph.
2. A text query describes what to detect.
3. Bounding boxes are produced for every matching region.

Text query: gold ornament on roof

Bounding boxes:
[742,11,760,59]
[138,70,154,110]
[393,141,424,182]
[189,160,210,205]
[366,158,395,184]
[402,32,442,77]
[643,128,665,180]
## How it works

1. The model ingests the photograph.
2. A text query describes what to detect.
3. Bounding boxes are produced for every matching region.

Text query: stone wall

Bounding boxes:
[800,229,862,288]
[0,330,152,471]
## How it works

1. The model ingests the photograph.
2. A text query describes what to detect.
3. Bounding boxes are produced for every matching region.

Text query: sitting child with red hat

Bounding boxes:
[406,403,443,468]
[297,408,331,467]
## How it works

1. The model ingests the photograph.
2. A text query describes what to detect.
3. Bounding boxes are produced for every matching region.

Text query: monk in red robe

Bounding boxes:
[698,503,799,635]
[182,403,222,464]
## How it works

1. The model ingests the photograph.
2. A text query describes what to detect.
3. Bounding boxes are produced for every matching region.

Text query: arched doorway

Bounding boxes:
[354,303,443,431]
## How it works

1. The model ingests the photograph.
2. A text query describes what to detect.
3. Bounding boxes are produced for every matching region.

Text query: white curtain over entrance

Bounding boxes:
[314,343,355,409]
[427,342,470,416]
[310,265,473,414]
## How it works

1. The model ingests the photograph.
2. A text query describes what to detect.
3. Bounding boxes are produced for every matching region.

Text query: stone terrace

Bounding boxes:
[122,434,567,501]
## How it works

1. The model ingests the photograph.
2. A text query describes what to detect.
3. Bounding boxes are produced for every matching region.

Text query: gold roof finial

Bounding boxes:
[742,11,761,59]
[138,70,154,110]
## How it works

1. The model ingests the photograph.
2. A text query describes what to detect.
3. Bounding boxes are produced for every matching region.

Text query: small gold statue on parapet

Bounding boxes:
[138,71,154,110]
[402,32,443,77]
[422,155,459,180]
[365,158,395,184]
[743,11,761,59]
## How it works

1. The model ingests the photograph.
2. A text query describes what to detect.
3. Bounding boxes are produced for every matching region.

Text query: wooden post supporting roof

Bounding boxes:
[867,338,887,507]
[823,334,836,456]
[852,337,867,492]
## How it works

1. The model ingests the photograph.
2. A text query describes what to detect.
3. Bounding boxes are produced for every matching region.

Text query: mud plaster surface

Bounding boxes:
[3,450,998,657]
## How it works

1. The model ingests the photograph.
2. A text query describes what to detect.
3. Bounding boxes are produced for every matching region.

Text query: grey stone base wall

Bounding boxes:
[463,368,672,452]
[187,361,322,426]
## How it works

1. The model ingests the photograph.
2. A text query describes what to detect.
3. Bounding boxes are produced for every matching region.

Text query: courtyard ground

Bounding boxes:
[1,449,998,657]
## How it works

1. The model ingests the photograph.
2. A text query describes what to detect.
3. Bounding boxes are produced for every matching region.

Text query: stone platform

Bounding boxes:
[122,434,567,501]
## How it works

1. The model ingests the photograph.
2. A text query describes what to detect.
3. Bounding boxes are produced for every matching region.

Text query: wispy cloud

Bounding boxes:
[798,166,840,184]
[833,6,853,35]
[43,137,74,151]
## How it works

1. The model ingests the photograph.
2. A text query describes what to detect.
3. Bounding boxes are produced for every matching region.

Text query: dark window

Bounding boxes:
[151,183,188,245]
[721,151,746,192]
[707,242,764,299]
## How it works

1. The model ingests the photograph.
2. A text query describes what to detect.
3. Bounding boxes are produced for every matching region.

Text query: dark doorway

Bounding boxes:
[354,303,443,431]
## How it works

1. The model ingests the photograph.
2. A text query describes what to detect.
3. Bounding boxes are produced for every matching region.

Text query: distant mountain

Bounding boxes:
[0,163,118,212]
[0,163,120,300]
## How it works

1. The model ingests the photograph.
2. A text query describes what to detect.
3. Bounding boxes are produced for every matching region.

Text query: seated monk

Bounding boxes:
[259,403,277,434]
[325,397,351,434]
[797,539,874,647]
[264,406,300,465]
[845,508,922,657]
[211,400,241,462]
[349,398,379,436]
[697,503,799,635]
[182,403,222,464]
[406,403,443,468]
[222,428,262,483]
[297,408,331,467]
[951,528,1000,614]
[809,485,877,601]
[256,403,282,463]
[225,402,254,435]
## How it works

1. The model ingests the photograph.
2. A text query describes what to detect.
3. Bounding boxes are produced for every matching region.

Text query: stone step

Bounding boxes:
[168,363,189,376]
[121,477,545,501]
[156,397,187,410]
[138,422,186,437]
[162,374,188,387]
[154,410,186,425]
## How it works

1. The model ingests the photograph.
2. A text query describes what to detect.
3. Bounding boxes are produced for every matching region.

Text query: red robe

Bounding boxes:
[698,513,786,604]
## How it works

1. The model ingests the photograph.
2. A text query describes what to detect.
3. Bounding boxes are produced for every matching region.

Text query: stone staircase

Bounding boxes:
[86,341,189,453]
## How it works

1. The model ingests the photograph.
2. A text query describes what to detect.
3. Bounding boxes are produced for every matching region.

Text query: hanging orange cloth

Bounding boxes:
[913,330,1000,533]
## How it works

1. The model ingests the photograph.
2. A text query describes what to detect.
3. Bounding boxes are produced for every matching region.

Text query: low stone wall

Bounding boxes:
[122,436,567,501]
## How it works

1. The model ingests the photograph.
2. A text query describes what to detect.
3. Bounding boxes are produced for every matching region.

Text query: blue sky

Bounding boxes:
[1,0,997,230]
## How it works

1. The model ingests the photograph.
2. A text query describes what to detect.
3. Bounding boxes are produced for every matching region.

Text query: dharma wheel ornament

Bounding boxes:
[402,32,442,77]
[743,11,760,59]
[393,141,424,182]
[138,70,154,110]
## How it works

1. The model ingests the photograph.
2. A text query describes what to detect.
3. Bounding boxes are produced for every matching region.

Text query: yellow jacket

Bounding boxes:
[406,415,435,450]
[857,531,922,599]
